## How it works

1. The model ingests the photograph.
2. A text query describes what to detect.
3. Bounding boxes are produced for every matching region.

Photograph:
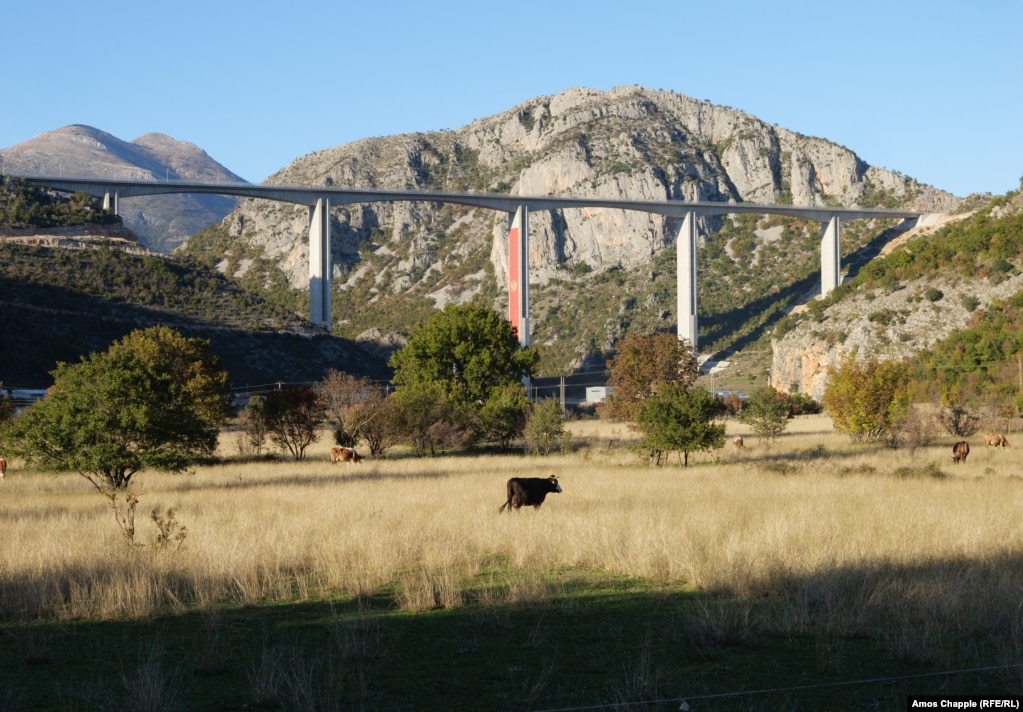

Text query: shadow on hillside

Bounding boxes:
[0,279,391,388]
[2,549,1021,709]
[698,221,915,355]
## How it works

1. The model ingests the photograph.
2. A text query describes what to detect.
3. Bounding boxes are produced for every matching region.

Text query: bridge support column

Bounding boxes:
[102,190,119,215]
[308,198,332,327]
[677,211,698,350]
[820,216,841,297]
[508,205,529,348]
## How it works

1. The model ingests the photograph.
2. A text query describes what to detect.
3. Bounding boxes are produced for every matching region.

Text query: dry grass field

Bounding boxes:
[2,414,1023,709]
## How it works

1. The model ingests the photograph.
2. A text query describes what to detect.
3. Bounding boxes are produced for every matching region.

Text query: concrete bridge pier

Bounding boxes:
[308,197,332,327]
[676,211,698,350]
[102,190,119,215]
[508,205,530,348]
[820,215,841,297]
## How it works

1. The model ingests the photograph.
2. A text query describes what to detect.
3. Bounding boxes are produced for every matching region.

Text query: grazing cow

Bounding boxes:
[499,475,562,513]
[732,436,745,451]
[330,446,363,464]
[952,441,970,464]
[983,433,1011,448]
[0,457,5,480]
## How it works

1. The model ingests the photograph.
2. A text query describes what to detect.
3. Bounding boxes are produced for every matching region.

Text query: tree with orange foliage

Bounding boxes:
[603,332,700,422]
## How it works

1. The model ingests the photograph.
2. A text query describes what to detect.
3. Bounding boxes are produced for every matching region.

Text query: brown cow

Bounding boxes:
[499,475,562,513]
[952,441,970,464]
[732,436,745,451]
[330,446,363,464]
[983,433,1010,448]
[0,457,6,480]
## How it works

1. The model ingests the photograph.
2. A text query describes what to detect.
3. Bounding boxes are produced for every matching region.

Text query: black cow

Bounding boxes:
[499,475,562,513]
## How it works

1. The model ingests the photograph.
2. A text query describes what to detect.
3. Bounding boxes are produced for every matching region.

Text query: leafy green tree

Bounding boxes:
[634,384,725,467]
[823,353,912,443]
[389,304,538,444]
[479,382,531,449]
[2,326,230,491]
[263,386,323,461]
[785,392,822,416]
[739,387,792,441]
[604,332,700,422]
[524,398,568,455]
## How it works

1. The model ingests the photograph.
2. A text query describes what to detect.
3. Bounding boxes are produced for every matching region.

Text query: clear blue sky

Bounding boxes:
[3,0,1020,197]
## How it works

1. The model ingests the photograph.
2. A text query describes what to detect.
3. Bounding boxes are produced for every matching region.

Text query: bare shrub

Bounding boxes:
[317,369,384,449]
[108,491,141,547]
[236,395,269,457]
[937,404,980,438]
[897,405,935,450]
[425,421,472,454]
[150,507,187,553]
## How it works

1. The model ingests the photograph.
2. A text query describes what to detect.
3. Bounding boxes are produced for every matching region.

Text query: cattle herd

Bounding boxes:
[950,433,1012,464]
[0,430,1011,496]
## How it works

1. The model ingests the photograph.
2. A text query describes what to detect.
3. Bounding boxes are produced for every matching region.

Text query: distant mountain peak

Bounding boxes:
[0,125,244,252]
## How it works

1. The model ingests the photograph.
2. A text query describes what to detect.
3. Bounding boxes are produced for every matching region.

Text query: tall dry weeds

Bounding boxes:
[2,417,1023,668]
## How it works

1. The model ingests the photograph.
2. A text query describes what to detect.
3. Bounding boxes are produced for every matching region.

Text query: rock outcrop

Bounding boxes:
[771,262,1023,400]
[0,223,149,254]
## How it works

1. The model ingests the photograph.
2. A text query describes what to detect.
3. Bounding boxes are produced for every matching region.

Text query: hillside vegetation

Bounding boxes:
[0,181,386,388]
[186,209,910,379]
[0,178,119,228]
[773,187,1023,406]
[182,86,958,377]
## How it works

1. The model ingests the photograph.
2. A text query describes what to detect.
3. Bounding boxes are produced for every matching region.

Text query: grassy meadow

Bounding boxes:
[2,415,1023,710]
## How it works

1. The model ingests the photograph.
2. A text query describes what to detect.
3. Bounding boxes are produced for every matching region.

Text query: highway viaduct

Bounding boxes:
[17,175,924,351]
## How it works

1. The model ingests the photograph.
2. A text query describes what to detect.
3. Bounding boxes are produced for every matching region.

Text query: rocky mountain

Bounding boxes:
[182,85,960,373]
[0,125,243,252]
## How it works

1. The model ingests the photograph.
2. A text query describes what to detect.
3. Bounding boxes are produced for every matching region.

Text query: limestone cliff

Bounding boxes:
[201,86,956,290]
[181,86,962,371]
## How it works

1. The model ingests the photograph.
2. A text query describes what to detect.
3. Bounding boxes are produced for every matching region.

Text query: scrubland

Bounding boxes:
[2,415,1022,709]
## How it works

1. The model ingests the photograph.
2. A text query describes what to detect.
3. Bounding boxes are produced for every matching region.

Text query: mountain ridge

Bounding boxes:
[0,125,243,252]
[4,86,992,388]
[180,86,962,372]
